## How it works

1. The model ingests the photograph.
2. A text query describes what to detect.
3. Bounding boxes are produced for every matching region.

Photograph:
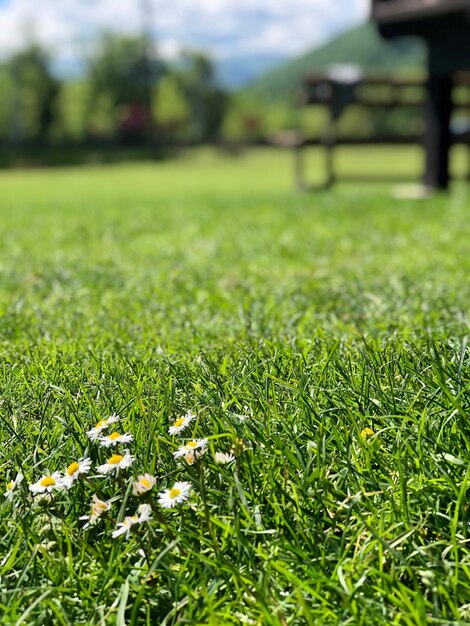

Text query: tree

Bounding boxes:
[153,74,190,142]
[174,51,229,142]
[8,45,60,143]
[87,34,164,142]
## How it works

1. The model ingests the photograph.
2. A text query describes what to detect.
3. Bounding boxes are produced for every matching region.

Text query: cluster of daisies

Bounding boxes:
[169,410,235,466]
[4,410,236,540]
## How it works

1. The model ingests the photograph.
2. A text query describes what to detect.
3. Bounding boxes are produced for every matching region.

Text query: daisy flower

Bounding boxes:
[214,452,235,465]
[97,450,135,474]
[168,410,196,436]
[87,414,120,441]
[184,447,208,465]
[62,458,92,488]
[80,494,112,528]
[158,481,192,508]
[111,515,138,539]
[30,472,66,494]
[132,473,156,496]
[4,472,23,500]
[184,451,197,465]
[98,432,133,447]
[173,439,208,459]
[137,503,152,522]
[112,504,152,539]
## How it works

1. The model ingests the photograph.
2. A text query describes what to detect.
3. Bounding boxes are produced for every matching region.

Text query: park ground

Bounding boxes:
[0,147,470,624]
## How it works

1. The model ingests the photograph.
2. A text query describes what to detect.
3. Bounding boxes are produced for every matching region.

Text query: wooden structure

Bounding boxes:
[372,0,470,190]
[292,72,470,190]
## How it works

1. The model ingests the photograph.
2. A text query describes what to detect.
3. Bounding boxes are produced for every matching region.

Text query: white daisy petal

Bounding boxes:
[112,524,129,538]
[215,452,235,464]
[97,450,135,474]
[87,414,121,440]
[30,472,66,494]
[63,458,92,489]
[137,503,152,523]
[158,481,192,508]
[132,474,156,496]
[80,494,112,528]
[112,516,138,539]
[87,427,103,441]
[66,458,92,479]
[4,472,23,500]
[98,432,133,447]
[174,439,208,462]
[112,505,152,539]
[168,410,197,435]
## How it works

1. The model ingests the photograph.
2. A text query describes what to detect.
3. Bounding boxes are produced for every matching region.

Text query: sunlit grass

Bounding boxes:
[0,148,470,624]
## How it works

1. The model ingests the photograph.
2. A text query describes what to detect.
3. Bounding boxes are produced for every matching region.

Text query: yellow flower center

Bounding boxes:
[174,418,185,427]
[108,432,122,441]
[67,462,80,476]
[93,500,108,513]
[360,428,375,439]
[169,488,181,499]
[141,478,151,488]
[7,481,14,491]
[108,454,124,465]
[187,441,197,448]
[40,476,56,487]
[95,419,106,429]
[185,453,195,465]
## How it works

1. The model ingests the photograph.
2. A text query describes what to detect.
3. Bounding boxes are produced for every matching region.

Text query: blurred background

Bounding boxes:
[0,0,430,167]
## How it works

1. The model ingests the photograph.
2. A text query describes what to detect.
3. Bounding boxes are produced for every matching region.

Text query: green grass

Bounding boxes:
[1,147,470,625]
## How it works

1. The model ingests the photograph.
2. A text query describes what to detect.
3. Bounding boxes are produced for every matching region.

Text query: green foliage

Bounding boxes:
[87,92,117,138]
[0,37,230,146]
[169,51,229,142]
[0,66,13,138]
[85,34,165,142]
[0,149,470,623]
[87,34,158,108]
[7,45,60,142]
[202,88,229,141]
[154,74,190,140]
[263,103,300,134]
[221,95,266,142]
[57,80,91,141]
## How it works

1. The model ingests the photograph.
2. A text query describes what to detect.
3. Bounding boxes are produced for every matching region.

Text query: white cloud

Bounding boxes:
[0,0,369,62]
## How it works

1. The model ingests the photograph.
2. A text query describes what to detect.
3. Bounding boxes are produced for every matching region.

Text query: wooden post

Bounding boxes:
[423,74,453,190]
[325,122,336,189]
[467,143,470,182]
[294,143,305,192]
[325,87,336,189]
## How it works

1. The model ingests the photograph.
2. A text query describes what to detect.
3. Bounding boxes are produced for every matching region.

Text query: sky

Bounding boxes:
[0,0,369,64]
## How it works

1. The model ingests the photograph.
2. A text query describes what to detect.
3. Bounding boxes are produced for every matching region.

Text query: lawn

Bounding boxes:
[0,147,470,625]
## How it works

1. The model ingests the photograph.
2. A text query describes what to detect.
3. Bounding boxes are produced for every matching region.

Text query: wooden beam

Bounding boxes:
[372,0,470,24]
[299,135,470,147]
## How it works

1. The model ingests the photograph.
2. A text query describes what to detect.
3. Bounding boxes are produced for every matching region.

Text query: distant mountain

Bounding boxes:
[244,22,427,102]
[215,54,288,90]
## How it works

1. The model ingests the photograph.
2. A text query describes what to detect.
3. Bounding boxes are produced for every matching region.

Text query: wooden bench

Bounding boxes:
[293,72,470,190]
[372,0,470,190]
